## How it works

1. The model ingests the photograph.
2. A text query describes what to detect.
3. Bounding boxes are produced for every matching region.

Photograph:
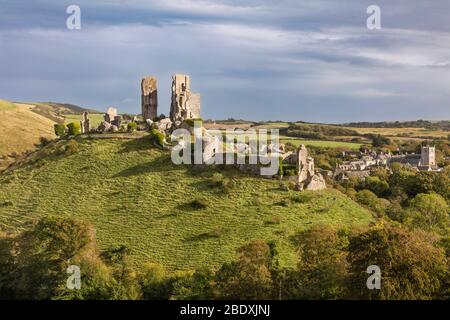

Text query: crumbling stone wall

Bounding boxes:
[296,144,326,191]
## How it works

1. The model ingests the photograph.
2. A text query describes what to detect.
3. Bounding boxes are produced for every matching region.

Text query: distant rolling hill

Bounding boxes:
[15,101,100,124]
[0,99,99,170]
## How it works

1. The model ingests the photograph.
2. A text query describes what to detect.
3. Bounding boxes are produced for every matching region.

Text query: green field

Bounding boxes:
[280,136,362,150]
[0,137,372,271]
[64,113,104,128]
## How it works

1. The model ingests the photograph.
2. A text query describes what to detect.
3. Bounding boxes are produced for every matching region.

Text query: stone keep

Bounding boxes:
[141,76,158,120]
[80,111,90,134]
[170,74,201,122]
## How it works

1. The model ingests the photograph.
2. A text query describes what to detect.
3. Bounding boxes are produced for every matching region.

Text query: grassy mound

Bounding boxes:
[0,137,373,271]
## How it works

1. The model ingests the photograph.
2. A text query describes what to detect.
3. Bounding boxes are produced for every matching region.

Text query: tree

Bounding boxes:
[368,134,390,148]
[139,263,173,300]
[100,245,142,299]
[127,121,137,133]
[364,176,390,197]
[356,189,389,215]
[54,124,66,137]
[407,193,449,232]
[1,216,95,299]
[347,224,447,299]
[171,268,215,300]
[214,241,274,299]
[287,225,348,299]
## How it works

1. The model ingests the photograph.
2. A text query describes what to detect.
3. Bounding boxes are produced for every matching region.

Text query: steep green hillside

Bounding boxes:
[0,137,373,271]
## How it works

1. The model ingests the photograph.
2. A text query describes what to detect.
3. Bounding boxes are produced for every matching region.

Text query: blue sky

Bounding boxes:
[0,0,449,122]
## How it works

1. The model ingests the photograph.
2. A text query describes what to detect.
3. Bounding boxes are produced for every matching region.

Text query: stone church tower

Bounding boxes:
[420,146,436,168]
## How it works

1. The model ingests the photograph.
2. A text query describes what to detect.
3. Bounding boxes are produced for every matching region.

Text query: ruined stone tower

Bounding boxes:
[141,76,158,121]
[295,145,326,191]
[170,74,201,122]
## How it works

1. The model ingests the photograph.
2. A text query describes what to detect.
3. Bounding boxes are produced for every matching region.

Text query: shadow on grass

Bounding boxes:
[113,154,177,177]
[175,199,208,211]
[118,136,152,153]
[186,228,223,242]
[155,212,179,219]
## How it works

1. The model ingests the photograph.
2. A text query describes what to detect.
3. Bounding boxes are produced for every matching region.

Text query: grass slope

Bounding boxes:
[0,100,55,162]
[0,137,373,271]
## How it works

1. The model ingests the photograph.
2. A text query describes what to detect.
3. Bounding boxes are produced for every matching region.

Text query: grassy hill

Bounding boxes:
[0,136,373,271]
[0,100,56,169]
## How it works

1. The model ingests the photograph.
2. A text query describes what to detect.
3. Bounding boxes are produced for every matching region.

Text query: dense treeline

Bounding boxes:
[282,124,359,140]
[343,120,450,131]
[0,215,448,300]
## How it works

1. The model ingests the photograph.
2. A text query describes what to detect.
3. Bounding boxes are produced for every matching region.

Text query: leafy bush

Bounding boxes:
[38,136,52,147]
[127,121,137,133]
[63,139,79,155]
[356,189,389,214]
[67,122,81,136]
[54,124,66,137]
[149,128,166,147]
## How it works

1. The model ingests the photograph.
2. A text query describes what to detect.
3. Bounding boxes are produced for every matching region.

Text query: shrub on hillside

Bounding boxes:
[209,173,236,194]
[38,136,52,147]
[63,139,79,155]
[149,128,166,147]
[67,122,81,136]
[356,189,389,215]
[54,124,66,137]
[127,121,137,133]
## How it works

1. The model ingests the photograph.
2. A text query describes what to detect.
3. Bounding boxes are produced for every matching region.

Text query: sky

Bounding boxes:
[0,0,449,123]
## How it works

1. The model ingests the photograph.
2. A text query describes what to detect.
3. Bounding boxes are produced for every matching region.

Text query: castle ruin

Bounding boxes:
[141,76,158,121]
[296,145,327,191]
[170,74,201,122]
[80,111,90,134]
